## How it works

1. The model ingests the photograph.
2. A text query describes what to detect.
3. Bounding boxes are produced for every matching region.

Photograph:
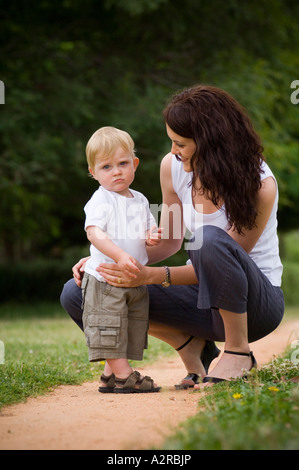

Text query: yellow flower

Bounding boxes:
[232,393,243,399]
[268,386,279,392]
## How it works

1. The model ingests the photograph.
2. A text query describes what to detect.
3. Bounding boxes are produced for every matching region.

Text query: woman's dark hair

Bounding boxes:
[163,85,264,234]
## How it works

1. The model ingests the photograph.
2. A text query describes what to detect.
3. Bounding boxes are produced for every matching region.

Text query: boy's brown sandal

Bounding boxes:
[98,373,115,393]
[114,370,161,394]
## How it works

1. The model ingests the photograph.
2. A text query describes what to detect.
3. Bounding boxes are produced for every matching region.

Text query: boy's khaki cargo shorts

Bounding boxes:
[81,273,149,362]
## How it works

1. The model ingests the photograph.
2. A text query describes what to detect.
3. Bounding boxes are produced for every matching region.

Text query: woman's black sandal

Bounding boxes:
[175,337,221,390]
[202,350,257,384]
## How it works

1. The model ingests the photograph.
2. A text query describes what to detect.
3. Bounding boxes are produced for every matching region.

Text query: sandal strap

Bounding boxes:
[174,372,200,390]
[139,375,154,390]
[203,376,225,384]
[100,373,115,387]
[176,336,194,351]
[224,350,253,357]
[115,371,156,391]
[115,370,140,388]
[184,373,199,383]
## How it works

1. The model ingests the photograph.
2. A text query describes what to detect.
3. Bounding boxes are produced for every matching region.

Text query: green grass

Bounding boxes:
[0,302,173,409]
[1,302,299,450]
[162,350,299,450]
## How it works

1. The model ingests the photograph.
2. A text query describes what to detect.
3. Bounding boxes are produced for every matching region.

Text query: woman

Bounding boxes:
[61,85,284,387]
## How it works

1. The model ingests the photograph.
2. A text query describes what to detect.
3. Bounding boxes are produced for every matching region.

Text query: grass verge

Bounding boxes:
[0,302,173,409]
[1,302,299,450]
[162,350,299,450]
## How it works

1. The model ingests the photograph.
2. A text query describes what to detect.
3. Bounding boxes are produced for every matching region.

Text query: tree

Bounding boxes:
[0,0,298,261]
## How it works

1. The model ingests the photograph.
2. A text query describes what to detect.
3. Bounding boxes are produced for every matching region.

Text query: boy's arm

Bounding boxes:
[86,225,123,262]
[86,225,140,276]
[146,226,163,246]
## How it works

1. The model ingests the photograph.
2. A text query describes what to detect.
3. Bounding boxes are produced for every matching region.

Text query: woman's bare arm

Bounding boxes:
[146,153,185,264]
[97,261,198,287]
[228,176,277,253]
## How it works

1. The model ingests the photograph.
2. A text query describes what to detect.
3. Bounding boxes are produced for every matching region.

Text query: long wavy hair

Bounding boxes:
[163,85,264,234]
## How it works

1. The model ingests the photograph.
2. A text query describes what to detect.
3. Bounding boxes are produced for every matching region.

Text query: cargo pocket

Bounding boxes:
[87,314,121,349]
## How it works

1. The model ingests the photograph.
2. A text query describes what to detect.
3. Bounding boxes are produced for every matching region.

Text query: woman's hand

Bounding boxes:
[72,256,90,287]
[96,260,147,287]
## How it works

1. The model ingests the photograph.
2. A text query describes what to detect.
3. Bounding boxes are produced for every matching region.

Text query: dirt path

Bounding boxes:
[1,317,299,450]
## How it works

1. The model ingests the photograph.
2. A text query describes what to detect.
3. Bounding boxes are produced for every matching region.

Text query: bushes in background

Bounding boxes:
[281,261,299,306]
[0,260,72,303]
[0,257,298,305]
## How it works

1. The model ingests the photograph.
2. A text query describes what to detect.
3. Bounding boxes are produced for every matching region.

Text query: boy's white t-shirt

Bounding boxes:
[84,186,155,282]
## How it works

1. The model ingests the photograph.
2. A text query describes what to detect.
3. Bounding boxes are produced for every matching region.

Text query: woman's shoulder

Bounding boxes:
[160,153,179,198]
[259,174,277,205]
[161,152,185,182]
[259,161,278,203]
[160,153,174,184]
[160,152,173,171]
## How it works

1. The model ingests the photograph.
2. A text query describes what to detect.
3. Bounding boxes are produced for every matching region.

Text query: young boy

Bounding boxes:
[82,126,162,393]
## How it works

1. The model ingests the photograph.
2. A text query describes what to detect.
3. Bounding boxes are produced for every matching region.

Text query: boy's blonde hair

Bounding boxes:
[86,126,135,170]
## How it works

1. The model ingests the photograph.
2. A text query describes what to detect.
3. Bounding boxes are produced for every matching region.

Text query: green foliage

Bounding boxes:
[282,231,299,263]
[280,231,299,305]
[104,0,168,15]
[0,259,72,302]
[1,0,299,263]
[281,262,299,306]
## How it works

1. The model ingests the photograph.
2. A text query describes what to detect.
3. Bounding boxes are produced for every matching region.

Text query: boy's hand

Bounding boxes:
[146,226,163,246]
[117,252,140,278]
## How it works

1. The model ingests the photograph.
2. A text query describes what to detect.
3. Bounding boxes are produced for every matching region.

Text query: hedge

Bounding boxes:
[0,260,72,303]
[0,259,297,306]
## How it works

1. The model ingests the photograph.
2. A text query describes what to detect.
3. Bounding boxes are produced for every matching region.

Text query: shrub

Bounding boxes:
[0,260,72,302]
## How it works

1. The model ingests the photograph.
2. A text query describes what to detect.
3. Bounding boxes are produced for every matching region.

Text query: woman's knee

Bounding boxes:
[60,279,75,310]
[187,225,224,264]
[60,279,82,315]
[60,279,84,330]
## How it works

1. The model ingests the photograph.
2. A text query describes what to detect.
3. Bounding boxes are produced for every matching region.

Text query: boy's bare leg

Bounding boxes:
[101,359,132,387]
[106,358,133,379]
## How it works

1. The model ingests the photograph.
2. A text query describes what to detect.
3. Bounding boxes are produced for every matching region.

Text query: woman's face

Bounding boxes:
[166,124,197,172]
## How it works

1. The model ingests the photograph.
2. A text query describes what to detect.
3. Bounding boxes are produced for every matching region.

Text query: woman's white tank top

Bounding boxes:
[171,155,283,286]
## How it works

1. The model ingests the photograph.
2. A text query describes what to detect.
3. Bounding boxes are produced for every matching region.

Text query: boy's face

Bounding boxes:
[89,146,139,196]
